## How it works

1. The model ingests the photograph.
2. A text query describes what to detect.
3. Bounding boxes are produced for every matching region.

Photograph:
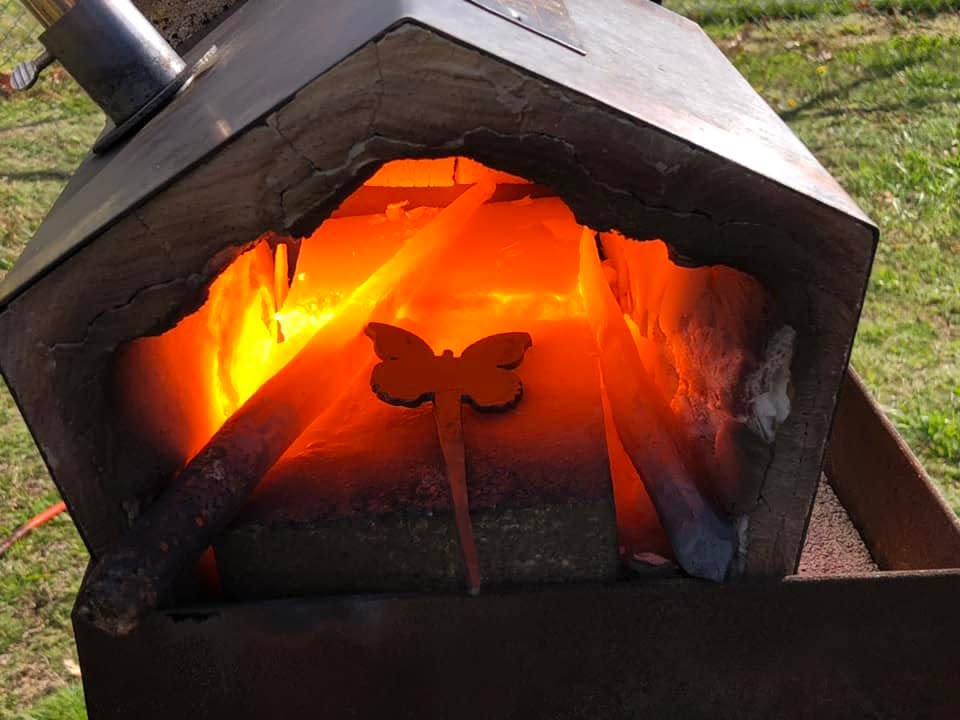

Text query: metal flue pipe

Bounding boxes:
[38,0,186,123]
[12,0,212,152]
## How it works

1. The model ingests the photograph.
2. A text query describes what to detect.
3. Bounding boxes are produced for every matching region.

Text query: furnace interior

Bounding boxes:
[115,157,789,582]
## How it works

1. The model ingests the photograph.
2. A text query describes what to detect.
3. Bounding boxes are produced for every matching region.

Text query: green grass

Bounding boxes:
[0,72,100,719]
[0,72,101,273]
[0,1,42,70]
[1,4,960,717]
[16,684,86,720]
[668,0,960,24]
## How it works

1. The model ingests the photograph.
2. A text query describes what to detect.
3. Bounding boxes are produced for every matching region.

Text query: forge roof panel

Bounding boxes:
[0,0,873,310]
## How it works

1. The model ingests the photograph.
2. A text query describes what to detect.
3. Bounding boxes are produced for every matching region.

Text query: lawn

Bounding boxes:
[1,5,959,717]
[0,73,101,718]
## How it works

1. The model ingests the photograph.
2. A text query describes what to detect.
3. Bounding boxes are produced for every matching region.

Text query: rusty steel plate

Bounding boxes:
[76,571,960,719]
[465,0,585,53]
[74,368,960,719]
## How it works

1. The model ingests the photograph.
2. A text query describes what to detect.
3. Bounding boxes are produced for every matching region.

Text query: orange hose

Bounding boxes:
[26,501,67,529]
[0,501,67,557]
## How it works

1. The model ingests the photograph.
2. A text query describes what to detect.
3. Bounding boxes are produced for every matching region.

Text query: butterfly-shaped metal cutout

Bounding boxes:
[364,322,533,594]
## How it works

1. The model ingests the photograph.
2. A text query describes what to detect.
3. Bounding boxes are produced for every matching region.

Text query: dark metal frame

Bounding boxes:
[74,371,960,719]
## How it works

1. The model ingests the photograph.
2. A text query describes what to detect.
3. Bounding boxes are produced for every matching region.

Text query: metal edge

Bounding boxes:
[463,0,586,54]
[790,221,880,574]
[825,368,960,570]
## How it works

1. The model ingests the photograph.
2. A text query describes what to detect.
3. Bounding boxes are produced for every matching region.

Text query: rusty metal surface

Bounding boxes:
[74,367,960,718]
[464,0,584,53]
[76,570,960,719]
[826,369,960,570]
[0,0,874,310]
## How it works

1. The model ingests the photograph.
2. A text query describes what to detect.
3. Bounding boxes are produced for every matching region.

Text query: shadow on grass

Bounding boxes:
[0,170,73,182]
[779,37,945,121]
[796,90,960,117]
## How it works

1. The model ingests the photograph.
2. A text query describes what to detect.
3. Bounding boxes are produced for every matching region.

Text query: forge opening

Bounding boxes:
[116,156,792,588]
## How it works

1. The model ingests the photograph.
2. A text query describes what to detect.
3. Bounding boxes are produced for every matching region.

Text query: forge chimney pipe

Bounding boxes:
[13,0,214,153]
[39,0,185,124]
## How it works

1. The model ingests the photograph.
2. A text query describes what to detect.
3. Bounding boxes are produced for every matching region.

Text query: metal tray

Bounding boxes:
[74,370,960,719]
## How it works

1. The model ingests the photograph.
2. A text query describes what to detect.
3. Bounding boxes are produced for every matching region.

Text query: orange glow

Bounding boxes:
[117,157,772,563]
[365,156,531,187]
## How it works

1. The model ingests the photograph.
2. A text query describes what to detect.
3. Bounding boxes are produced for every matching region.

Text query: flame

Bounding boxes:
[117,156,771,563]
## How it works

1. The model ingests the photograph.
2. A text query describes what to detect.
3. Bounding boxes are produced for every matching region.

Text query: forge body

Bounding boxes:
[4,1,959,719]
[0,0,877,583]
